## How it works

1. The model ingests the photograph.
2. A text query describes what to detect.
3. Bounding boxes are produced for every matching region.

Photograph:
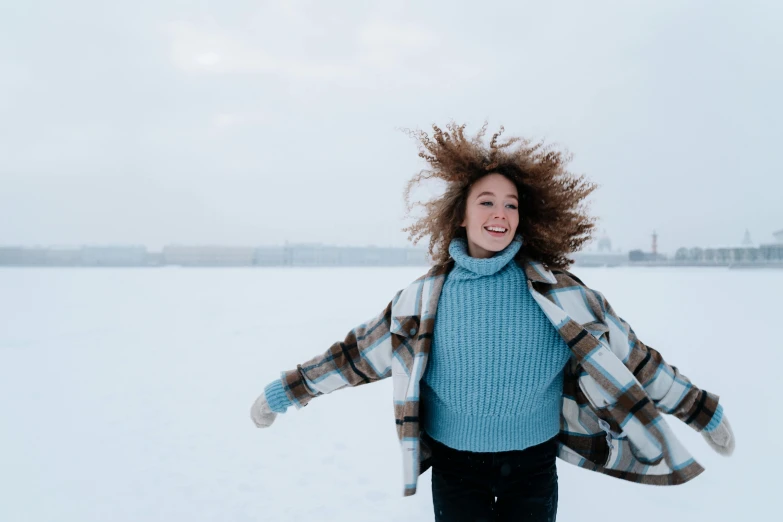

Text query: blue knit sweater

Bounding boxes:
[263,237,574,451]
[419,236,572,452]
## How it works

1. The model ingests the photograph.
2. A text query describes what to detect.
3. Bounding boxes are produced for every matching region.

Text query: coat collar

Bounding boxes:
[520,258,558,285]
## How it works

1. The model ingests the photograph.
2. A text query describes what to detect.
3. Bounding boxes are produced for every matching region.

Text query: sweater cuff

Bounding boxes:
[703,404,724,433]
[264,378,293,413]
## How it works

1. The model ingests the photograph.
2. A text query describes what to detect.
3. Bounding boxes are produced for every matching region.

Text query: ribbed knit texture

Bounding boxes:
[704,404,724,432]
[421,236,572,452]
[264,378,293,413]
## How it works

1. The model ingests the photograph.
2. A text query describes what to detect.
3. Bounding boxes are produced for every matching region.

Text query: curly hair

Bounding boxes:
[402,122,598,270]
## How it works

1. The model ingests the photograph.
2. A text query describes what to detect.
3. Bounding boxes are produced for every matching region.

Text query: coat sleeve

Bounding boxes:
[279,294,399,409]
[592,289,722,432]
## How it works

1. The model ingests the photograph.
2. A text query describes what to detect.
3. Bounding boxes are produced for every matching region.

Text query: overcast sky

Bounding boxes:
[1,0,781,254]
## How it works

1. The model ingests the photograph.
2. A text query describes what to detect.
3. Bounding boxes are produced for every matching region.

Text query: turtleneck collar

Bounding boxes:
[448,235,523,277]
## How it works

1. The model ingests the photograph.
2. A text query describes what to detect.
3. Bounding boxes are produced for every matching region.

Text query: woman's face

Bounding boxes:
[460,173,520,259]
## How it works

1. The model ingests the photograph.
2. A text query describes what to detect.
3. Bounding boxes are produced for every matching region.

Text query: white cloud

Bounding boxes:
[360,21,437,47]
[212,111,266,132]
[357,20,439,67]
[163,15,482,88]
[166,21,277,74]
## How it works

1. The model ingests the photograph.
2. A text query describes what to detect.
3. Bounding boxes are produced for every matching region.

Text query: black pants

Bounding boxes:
[424,432,559,522]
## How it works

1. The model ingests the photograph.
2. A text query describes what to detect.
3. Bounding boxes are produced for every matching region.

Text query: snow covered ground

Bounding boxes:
[1,266,779,521]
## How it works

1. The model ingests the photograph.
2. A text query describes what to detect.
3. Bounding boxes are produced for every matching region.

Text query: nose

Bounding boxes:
[492,208,508,220]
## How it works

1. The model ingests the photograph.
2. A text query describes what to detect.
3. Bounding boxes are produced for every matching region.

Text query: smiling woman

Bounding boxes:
[249,122,735,522]
[401,122,598,269]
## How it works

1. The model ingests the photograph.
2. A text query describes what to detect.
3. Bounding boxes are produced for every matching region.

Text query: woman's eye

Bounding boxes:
[480,201,493,206]
[507,204,518,210]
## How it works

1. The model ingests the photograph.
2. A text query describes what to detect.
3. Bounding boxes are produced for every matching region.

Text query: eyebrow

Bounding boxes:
[475,191,518,201]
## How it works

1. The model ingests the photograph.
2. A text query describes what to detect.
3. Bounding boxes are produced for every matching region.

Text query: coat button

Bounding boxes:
[409,327,417,335]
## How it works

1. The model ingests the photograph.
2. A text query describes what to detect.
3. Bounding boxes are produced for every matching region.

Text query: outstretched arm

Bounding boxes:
[278,296,398,409]
[251,291,402,428]
[585,288,735,456]
[593,289,730,442]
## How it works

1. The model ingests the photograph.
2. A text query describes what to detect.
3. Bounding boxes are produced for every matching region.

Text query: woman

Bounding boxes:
[250,123,735,522]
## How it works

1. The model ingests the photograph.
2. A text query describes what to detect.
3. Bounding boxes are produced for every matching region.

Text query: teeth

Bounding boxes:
[486,227,506,233]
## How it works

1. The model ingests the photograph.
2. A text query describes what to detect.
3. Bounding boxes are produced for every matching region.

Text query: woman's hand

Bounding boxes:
[702,416,735,457]
[250,393,277,428]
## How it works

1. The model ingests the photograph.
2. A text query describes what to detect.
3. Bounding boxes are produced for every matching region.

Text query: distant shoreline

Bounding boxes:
[3,260,783,269]
[3,244,782,269]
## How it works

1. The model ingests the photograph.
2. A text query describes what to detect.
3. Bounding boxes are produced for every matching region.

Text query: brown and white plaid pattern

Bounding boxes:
[280,258,721,496]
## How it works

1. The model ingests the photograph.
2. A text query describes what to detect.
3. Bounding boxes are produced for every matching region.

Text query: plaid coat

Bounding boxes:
[280,258,721,497]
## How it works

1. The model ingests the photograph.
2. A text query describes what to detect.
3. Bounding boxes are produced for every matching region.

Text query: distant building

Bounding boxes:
[48,247,83,265]
[254,246,287,266]
[145,252,163,266]
[597,232,612,252]
[405,247,430,265]
[759,229,783,261]
[81,246,147,266]
[284,244,429,267]
[571,251,628,267]
[0,243,431,268]
[570,232,627,267]
[0,247,49,265]
[629,250,667,262]
[163,245,256,266]
[672,228,783,265]
[287,244,347,266]
[688,247,703,261]
[682,246,758,264]
[0,246,148,266]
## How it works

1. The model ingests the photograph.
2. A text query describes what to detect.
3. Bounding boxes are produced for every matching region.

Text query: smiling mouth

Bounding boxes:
[484,226,508,236]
